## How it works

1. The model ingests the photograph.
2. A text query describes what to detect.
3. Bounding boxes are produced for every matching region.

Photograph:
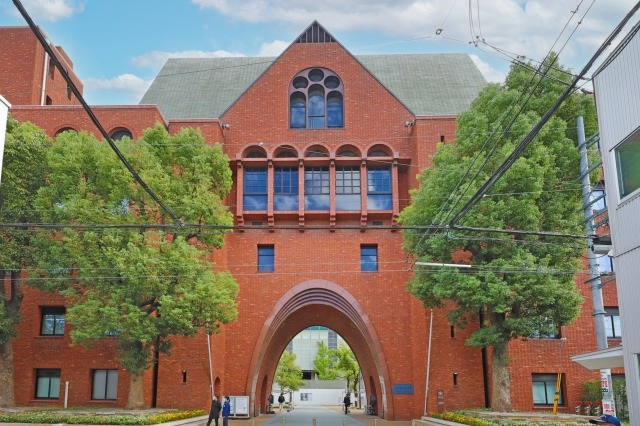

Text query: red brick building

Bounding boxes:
[1,22,620,420]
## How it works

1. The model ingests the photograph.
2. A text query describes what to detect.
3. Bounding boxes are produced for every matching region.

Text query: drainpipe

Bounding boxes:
[40,52,48,105]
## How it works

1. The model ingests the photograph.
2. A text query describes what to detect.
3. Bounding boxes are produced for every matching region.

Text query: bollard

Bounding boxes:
[282,416,285,426]
[252,420,255,426]
[342,420,346,426]
[313,419,316,426]
[374,419,378,426]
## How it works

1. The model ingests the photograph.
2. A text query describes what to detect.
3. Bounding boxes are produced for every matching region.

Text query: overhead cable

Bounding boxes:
[448,1,640,228]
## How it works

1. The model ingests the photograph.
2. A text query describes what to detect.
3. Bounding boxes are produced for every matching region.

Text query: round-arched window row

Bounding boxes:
[290,68,343,129]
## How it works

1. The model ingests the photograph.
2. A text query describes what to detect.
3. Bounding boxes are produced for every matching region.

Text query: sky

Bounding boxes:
[1,0,639,105]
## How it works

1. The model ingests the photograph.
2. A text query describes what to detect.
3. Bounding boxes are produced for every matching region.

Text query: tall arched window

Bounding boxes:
[289,68,343,129]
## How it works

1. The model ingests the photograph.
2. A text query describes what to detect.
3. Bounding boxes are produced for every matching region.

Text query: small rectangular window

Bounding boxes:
[615,133,640,198]
[532,373,563,406]
[92,369,118,400]
[258,245,275,272]
[605,307,622,339]
[40,307,65,335]
[48,57,55,79]
[244,167,268,211]
[361,245,378,272]
[66,84,72,100]
[35,369,61,399]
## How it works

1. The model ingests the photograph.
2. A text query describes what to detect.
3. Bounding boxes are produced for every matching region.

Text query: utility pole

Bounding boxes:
[577,116,616,416]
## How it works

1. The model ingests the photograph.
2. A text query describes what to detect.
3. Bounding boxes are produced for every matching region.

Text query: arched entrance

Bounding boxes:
[245,279,392,418]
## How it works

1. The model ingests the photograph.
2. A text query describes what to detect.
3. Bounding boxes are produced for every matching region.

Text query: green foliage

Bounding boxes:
[0,117,52,344]
[331,342,359,392]
[581,379,602,404]
[313,340,339,380]
[613,378,628,420]
[275,350,305,392]
[0,409,206,424]
[29,126,238,374]
[400,54,596,410]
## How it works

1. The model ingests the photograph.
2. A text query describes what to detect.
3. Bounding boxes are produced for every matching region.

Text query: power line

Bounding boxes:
[448,1,640,228]
[11,0,183,227]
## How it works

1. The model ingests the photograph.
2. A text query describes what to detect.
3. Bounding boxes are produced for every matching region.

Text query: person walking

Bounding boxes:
[221,396,231,426]
[267,393,274,413]
[278,393,285,412]
[206,395,222,426]
[343,392,351,414]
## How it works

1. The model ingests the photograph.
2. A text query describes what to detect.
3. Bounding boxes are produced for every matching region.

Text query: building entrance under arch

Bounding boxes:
[245,280,392,419]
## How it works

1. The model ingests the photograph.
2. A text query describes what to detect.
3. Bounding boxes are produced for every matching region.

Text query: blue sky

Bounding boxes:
[1,0,638,105]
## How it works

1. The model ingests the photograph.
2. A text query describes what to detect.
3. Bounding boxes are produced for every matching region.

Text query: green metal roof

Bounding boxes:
[140,53,486,120]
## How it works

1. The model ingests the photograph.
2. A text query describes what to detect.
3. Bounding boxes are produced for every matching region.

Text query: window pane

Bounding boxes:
[275,195,298,211]
[598,256,613,274]
[336,194,361,210]
[36,370,60,399]
[532,382,548,404]
[368,167,391,192]
[244,168,267,211]
[361,246,378,272]
[368,194,392,210]
[327,92,343,128]
[41,307,65,335]
[615,136,640,198]
[258,246,274,272]
[93,370,107,399]
[106,370,119,400]
[305,195,330,210]
[591,188,606,212]
[244,195,268,210]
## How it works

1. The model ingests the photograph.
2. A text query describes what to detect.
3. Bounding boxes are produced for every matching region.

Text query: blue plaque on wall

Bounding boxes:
[392,384,414,394]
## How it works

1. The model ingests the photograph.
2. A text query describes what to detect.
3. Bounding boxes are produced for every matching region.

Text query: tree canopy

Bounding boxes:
[0,117,52,406]
[29,126,238,408]
[275,350,305,394]
[400,55,597,411]
[332,342,359,394]
[313,340,339,380]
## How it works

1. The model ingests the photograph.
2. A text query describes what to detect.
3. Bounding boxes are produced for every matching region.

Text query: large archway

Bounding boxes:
[245,279,393,418]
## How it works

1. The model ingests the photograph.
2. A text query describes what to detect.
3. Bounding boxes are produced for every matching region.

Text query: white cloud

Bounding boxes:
[258,40,289,57]
[15,0,83,22]
[189,0,639,74]
[83,74,152,104]
[131,49,246,70]
[470,54,506,83]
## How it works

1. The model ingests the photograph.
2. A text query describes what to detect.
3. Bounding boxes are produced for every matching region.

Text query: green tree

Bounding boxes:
[313,340,338,380]
[30,126,238,408]
[332,343,359,396]
[0,117,51,406]
[275,350,305,399]
[401,55,596,411]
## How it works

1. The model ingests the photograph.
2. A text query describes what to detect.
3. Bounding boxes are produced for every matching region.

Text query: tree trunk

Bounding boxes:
[491,343,512,412]
[0,340,15,407]
[0,270,23,407]
[127,371,146,409]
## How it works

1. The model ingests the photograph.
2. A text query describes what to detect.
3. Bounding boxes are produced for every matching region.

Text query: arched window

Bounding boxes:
[289,68,343,129]
[110,128,132,141]
[246,151,267,158]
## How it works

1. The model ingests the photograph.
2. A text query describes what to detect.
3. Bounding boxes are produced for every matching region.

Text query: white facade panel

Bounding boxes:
[593,24,640,424]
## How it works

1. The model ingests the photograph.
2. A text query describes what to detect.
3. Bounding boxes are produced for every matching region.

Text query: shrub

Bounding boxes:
[0,409,206,425]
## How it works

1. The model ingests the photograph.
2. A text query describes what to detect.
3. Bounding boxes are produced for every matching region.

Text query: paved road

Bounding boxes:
[251,405,369,426]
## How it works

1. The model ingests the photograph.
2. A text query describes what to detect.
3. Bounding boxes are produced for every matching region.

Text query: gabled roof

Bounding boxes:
[140,22,487,120]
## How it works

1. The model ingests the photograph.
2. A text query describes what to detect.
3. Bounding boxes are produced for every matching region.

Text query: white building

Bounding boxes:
[591,21,640,423]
